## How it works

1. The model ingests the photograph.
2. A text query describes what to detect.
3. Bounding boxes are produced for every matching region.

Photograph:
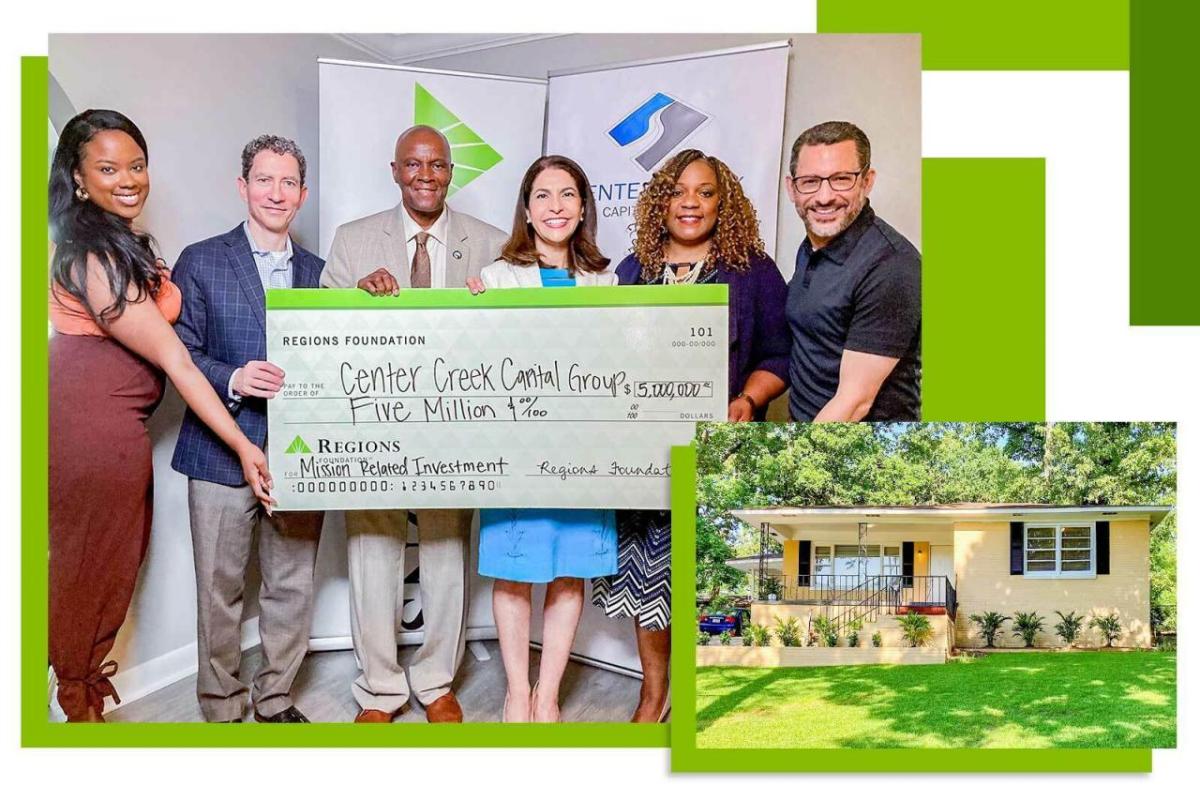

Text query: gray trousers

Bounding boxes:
[346,509,470,713]
[188,479,323,721]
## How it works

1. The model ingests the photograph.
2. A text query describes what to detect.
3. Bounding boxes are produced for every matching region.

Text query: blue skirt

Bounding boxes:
[479,509,617,583]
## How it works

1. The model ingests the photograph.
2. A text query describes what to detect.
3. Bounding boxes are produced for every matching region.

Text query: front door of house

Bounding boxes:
[930,545,954,587]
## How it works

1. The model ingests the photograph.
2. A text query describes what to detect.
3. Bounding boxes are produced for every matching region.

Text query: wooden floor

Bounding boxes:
[106,640,642,723]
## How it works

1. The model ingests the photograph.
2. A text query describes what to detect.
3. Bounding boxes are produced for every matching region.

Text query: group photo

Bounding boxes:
[41,32,921,729]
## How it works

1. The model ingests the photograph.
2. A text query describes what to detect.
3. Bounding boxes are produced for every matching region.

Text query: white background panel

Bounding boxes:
[4,1,1196,796]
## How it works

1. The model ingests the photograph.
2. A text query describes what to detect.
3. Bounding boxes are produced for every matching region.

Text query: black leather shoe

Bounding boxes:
[253,705,310,723]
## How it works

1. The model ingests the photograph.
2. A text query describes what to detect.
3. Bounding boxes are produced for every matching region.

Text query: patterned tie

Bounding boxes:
[411,231,431,288]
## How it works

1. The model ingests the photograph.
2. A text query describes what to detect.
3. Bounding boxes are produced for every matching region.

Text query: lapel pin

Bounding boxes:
[452,250,463,260]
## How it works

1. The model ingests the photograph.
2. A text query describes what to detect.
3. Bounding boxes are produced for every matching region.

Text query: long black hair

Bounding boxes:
[49,109,159,323]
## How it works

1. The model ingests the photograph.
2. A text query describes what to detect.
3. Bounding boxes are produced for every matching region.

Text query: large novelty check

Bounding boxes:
[266,285,728,510]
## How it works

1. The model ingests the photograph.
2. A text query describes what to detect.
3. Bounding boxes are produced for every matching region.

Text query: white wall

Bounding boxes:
[48,33,371,680]
[411,33,923,277]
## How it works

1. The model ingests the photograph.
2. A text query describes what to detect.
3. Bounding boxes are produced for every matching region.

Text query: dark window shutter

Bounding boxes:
[798,540,811,586]
[902,541,914,588]
[1010,522,1025,575]
[1096,521,1110,575]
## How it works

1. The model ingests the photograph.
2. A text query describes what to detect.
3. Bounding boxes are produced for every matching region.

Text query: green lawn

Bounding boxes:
[696,651,1176,749]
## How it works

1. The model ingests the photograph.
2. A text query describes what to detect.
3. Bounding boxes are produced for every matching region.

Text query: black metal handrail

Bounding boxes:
[828,576,889,642]
[765,575,958,642]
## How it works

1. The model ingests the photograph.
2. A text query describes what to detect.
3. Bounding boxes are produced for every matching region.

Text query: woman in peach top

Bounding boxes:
[48,109,273,722]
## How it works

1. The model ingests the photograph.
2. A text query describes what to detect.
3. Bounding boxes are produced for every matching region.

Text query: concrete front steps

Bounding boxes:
[697,644,946,667]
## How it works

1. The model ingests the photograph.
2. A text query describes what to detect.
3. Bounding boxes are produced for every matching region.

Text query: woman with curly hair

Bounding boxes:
[592,149,789,722]
[48,109,274,721]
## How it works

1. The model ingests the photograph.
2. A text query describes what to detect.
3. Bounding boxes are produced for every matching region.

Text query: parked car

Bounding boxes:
[699,608,751,636]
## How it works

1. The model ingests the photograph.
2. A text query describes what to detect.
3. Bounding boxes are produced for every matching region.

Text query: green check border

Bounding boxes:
[267,285,727,310]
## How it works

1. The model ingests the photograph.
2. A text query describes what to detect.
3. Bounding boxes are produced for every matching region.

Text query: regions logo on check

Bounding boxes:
[284,435,312,455]
[607,92,709,172]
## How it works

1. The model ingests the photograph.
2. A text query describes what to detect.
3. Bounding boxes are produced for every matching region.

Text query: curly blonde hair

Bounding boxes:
[631,149,765,280]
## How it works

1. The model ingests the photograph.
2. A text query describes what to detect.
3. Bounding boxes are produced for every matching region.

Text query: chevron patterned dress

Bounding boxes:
[591,510,671,631]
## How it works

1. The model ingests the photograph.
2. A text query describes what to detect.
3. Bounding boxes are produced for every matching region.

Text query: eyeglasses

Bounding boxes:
[789,168,869,195]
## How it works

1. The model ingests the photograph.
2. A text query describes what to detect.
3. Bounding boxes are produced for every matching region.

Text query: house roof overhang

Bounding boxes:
[731,504,1172,538]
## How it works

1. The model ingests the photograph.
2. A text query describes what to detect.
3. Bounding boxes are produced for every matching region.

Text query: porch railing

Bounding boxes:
[760,574,957,620]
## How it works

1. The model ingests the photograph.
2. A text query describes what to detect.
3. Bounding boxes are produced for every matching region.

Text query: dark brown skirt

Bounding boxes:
[48,333,164,720]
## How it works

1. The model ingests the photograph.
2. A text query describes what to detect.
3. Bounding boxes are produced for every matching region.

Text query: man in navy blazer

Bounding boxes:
[171,135,324,723]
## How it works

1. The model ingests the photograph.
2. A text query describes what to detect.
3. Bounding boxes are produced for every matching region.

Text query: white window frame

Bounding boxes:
[1023,522,1096,579]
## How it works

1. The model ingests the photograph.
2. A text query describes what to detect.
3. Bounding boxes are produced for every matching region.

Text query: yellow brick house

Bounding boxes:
[732,504,1169,653]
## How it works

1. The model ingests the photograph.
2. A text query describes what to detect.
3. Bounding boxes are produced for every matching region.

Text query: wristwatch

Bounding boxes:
[735,392,758,415]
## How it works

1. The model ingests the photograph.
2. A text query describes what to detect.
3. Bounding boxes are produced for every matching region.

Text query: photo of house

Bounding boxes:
[693,422,1177,750]
[712,503,1166,666]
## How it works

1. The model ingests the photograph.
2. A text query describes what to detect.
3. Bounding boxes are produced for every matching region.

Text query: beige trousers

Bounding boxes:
[346,509,471,712]
[188,479,323,721]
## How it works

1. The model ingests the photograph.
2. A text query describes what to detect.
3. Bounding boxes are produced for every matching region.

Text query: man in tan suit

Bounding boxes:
[321,125,506,723]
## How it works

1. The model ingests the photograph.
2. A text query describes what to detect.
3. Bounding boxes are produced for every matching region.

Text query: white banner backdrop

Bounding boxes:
[317,59,547,256]
[545,42,790,263]
[311,61,548,651]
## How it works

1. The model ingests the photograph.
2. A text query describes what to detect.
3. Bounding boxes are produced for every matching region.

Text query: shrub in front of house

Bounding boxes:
[1054,610,1085,647]
[823,631,839,647]
[811,614,834,646]
[697,630,712,646]
[773,615,801,647]
[897,611,933,647]
[969,611,1010,648]
[719,630,732,646]
[749,623,773,647]
[1013,611,1046,647]
[847,620,862,647]
[871,631,883,648]
[1090,612,1123,647]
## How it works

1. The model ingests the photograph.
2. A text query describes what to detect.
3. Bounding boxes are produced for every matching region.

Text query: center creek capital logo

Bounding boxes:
[607,92,710,172]
[413,83,503,197]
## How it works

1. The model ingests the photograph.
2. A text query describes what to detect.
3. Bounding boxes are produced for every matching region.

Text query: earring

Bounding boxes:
[75,186,89,201]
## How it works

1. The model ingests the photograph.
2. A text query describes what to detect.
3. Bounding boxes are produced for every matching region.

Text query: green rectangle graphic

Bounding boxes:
[267,285,729,310]
[817,0,1129,70]
[22,55,51,746]
[1130,0,1200,324]
[921,158,1045,422]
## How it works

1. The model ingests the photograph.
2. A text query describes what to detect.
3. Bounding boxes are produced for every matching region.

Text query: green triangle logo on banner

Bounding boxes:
[414,83,503,197]
[285,435,312,454]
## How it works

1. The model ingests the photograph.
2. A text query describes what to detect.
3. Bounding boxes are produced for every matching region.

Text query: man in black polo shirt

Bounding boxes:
[783,121,921,422]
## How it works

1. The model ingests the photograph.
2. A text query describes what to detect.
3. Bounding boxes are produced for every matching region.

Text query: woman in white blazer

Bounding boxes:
[476,156,616,290]
[469,156,616,722]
